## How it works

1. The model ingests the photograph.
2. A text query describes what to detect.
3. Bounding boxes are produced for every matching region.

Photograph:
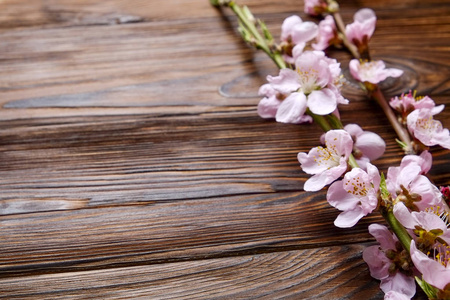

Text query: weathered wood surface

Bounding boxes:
[0,0,449,298]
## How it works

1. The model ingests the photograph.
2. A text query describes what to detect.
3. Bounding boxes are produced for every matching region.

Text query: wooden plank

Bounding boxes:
[1,112,449,211]
[1,191,388,277]
[0,0,447,31]
[0,114,448,276]
[0,1,448,121]
[0,245,388,299]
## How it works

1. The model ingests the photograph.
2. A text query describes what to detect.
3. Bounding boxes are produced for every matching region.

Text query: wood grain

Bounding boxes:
[1,191,385,276]
[0,0,449,298]
[0,246,385,300]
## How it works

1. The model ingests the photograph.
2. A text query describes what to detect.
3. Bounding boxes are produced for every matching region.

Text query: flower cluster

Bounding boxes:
[390,91,450,151]
[361,153,449,298]
[258,50,347,123]
[211,0,450,298]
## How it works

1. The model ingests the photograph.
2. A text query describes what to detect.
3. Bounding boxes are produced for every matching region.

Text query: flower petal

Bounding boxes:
[400,151,432,174]
[410,240,450,291]
[257,96,281,119]
[366,162,381,188]
[368,223,398,250]
[325,129,354,159]
[362,244,391,280]
[303,162,347,191]
[291,43,306,61]
[380,272,416,298]
[275,92,307,124]
[327,180,359,211]
[291,21,318,44]
[393,202,416,230]
[355,131,386,160]
[267,68,300,94]
[384,291,412,300]
[386,67,403,78]
[344,123,364,137]
[307,89,337,115]
[349,59,362,81]
[334,207,365,228]
[281,15,302,41]
[354,8,376,23]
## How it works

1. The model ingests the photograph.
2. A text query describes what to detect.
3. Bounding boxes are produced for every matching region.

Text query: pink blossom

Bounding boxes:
[384,291,411,300]
[263,51,347,123]
[298,129,353,191]
[442,186,450,201]
[393,202,450,245]
[275,92,313,124]
[281,16,318,45]
[390,91,437,118]
[293,51,333,94]
[304,0,329,17]
[386,157,443,211]
[345,8,377,45]
[407,108,450,149]
[257,83,311,124]
[257,84,313,123]
[344,124,386,169]
[280,16,318,63]
[400,150,432,175]
[257,84,281,119]
[410,240,450,291]
[363,224,416,298]
[294,51,347,112]
[326,163,380,227]
[267,68,302,95]
[312,15,339,51]
[349,59,403,84]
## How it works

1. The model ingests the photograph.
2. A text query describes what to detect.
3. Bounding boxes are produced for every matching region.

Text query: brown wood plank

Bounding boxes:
[1,111,449,211]
[0,0,446,31]
[1,191,386,277]
[0,1,448,121]
[0,246,387,299]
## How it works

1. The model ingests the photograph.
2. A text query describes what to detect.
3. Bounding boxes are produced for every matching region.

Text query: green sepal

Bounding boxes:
[379,172,390,203]
[237,22,250,42]
[396,138,410,153]
[258,19,273,42]
[242,5,256,24]
[209,0,231,6]
[416,276,439,299]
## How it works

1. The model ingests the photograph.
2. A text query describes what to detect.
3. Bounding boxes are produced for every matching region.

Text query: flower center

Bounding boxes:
[430,245,450,268]
[313,146,340,168]
[296,67,320,95]
[425,206,450,227]
[344,174,369,197]
[359,61,378,79]
[416,116,435,133]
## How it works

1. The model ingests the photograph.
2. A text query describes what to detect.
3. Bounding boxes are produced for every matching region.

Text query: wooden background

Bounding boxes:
[0,0,449,298]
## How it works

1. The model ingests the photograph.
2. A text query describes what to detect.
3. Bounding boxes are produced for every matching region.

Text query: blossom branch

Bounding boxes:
[381,207,412,252]
[307,111,332,131]
[333,8,413,153]
[325,114,344,130]
[371,86,414,154]
[211,0,286,69]
[330,12,360,59]
[210,1,450,296]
